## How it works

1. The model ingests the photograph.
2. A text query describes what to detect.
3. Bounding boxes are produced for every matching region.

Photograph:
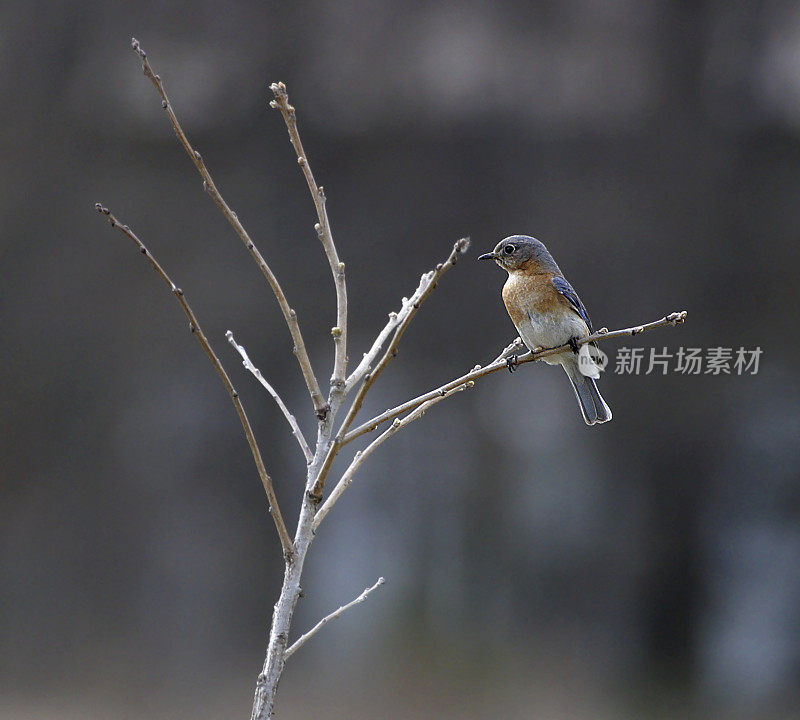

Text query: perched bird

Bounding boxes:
[479,235,612,425]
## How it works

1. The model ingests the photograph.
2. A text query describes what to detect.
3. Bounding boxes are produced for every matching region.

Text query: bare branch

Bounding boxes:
[269,82,348,392]
[307,237,471,499]
[343,311,688,445]
[344,260,481,395]
[226,331,313,464]
[313,378,475,530]
[345,236,470,399]
[95,203,295,560]
[284,577,386,659]
[130,38,327,418]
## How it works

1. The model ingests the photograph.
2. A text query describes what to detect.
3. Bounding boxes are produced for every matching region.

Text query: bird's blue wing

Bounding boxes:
[552,276,593,331]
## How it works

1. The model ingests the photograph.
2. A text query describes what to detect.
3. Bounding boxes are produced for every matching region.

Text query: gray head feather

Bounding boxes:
[489,235,561,274]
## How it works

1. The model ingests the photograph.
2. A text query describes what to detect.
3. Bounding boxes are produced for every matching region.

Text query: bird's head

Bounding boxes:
[478,235,558,273]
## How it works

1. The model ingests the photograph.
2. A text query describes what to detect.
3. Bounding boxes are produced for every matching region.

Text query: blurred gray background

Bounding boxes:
[2,1,799,718]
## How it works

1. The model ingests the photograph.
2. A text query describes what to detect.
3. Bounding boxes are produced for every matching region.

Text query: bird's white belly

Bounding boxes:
[519,311,588,365]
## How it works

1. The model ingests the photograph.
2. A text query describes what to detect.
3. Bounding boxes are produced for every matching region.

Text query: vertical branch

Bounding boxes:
[130,39,327,418]
[269,82,348,394]
[251,419,333,720]
[95,204,294,560]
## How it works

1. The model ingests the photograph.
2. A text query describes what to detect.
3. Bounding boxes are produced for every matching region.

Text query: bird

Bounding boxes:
[478,235,612,425]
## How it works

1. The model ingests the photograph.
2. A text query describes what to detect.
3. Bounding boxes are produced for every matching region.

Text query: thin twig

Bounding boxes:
[313,378,475,530]
[95,204,295,560]
[130,39,327,418]
[269,82,348,393]
[284,577,386,659]
[343,262,480,394]
[343,236,471,421]
[226,331,313,464]
[308,237,471,499]
[343,311,688,445]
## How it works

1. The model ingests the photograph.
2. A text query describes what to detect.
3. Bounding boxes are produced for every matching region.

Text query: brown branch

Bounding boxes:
[269,82,348,393]
[343,311,689,445]
[130,39,327,419]
[95,203,295,560]
[307,236,471,499]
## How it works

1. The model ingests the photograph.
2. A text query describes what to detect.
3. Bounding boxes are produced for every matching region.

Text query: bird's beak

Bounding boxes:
[478,252,496,261]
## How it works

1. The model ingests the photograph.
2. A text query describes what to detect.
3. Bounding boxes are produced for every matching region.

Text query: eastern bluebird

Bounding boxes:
[479,235,612,425]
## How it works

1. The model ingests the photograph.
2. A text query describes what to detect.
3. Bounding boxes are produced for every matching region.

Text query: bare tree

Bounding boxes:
[95,39,687,719]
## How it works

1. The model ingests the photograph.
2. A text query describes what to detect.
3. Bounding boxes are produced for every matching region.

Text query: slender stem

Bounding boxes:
[341,237,470,431]
[226,331,313,464]
[284,577,386,659]
[343,255,479,394]
[343,312,689,445]
[269,82,348,392]
[130,39,327,418]
[95,204,295,559]
[308,237,471,499]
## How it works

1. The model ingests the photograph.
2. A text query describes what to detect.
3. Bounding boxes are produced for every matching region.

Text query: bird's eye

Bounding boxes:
[503,244,516,255]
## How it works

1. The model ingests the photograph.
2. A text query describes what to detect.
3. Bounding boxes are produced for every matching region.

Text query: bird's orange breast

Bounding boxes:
[502,271,562,328]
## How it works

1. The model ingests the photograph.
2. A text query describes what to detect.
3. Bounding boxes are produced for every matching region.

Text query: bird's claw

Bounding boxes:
[506,354,519,373]
[568,337,580,354]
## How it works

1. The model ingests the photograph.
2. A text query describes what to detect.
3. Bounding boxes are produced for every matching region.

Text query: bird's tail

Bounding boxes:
[563,359,612,425]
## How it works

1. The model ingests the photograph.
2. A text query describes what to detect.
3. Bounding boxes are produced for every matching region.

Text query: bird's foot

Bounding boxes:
[506,354,519,373]
[568,337,580,354]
